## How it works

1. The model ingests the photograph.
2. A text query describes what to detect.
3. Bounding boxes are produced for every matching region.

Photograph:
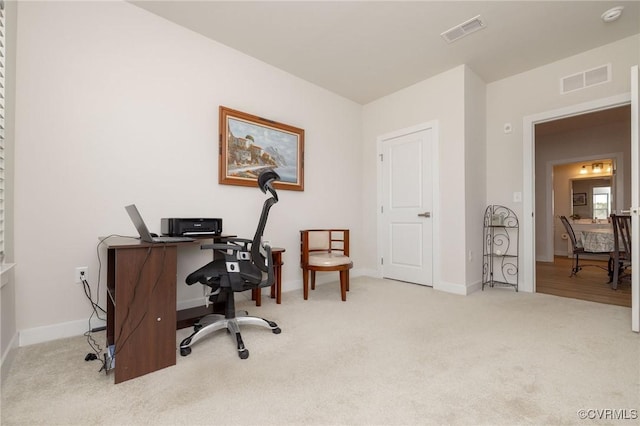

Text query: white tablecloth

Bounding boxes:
[579,229,615,253]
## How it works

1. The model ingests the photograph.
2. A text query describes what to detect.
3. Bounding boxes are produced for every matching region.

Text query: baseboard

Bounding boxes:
[19,317,106,347]
[433,280,469,295]
[1,331,18,387]
[465,280,483,294]
[356,268,380,279]
[433,279,486,295]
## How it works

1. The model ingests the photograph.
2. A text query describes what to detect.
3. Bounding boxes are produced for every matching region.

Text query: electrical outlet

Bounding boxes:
[513,191,522,202]
[75,266,88,284]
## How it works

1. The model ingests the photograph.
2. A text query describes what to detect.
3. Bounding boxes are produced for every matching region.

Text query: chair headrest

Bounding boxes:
[258,169,280,201]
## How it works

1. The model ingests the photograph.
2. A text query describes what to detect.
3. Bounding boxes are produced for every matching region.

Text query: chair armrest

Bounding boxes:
[200,243,243,252]
[200,237,252,252]
[257,243,274,288]
[225,237,253,244]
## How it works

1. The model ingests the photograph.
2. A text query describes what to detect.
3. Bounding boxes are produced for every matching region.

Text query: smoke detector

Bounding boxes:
[601,6,624,23]
[441,15,486,43]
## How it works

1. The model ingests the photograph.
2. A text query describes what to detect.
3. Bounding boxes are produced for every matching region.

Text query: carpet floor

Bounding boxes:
[1,276,638,425]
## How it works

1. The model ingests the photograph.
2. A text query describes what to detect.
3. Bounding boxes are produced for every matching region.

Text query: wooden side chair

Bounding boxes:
[300,229,353,301]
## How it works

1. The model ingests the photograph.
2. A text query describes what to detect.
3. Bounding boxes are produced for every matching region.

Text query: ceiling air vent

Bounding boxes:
[561,64,611,94]
[441,15,486,43]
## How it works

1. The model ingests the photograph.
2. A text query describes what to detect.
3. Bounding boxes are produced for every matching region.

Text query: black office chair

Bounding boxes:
[560,215,585,277]
[179,170,282,359]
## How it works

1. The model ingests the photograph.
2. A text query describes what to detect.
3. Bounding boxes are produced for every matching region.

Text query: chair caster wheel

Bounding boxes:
[239,350,249,359]
[180,347,191,357]
[273,327,281,334]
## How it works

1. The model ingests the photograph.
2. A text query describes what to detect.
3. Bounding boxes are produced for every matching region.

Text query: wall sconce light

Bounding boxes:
[592,163,603,173]
[580,165,587,174]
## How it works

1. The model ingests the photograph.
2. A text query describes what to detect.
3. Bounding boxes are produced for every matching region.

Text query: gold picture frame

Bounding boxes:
[219,106,304,191]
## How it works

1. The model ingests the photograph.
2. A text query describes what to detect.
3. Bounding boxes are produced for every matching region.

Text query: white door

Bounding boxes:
[630,65,639,332]
[380,127,434,285]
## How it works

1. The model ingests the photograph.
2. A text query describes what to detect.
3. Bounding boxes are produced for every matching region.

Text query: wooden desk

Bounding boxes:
[252,247,285,306]
[105,236,282,383]
[104,235,231,384]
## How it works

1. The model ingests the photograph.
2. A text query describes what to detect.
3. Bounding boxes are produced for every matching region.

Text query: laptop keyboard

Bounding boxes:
[152,236,195,243]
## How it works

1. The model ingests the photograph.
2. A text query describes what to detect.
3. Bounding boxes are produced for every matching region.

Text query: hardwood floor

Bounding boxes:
[536,256,631,307]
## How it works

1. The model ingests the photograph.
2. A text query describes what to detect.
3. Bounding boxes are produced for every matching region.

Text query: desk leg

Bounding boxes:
[252,288,262,306]
[106,249,115,350]
[274,263,281,304]
[252,250,283,306]
[273,251,283,304]
[112,246,177,384]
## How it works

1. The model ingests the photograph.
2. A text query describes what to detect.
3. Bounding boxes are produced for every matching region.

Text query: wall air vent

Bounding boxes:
[441,15,486,43]
[561,64,611,94]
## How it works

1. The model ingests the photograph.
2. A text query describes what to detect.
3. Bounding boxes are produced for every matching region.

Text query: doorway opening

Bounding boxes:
[533,105,631,306]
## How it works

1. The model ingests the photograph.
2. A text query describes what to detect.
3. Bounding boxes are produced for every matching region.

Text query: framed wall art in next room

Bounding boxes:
[572,192,587,206]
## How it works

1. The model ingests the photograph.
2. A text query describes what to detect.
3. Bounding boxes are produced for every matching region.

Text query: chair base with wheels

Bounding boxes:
[179,288,280,359]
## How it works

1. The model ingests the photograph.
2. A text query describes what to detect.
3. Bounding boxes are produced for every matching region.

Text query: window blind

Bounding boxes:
[0,0,5,261]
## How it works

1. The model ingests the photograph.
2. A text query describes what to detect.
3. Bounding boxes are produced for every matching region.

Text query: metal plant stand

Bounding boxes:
[482,205,519,291]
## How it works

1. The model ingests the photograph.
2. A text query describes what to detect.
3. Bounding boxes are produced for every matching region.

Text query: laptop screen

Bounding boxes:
[125,204,154,242]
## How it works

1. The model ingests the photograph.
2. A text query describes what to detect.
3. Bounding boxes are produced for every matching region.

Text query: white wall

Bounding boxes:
[463,68,487,287]
[362,65,473,294]
[486,35,640,291]
[14,1,363,343]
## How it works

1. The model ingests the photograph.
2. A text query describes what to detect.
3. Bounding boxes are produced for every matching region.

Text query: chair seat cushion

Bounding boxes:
[186,258,263,287]
[308,253,351,267]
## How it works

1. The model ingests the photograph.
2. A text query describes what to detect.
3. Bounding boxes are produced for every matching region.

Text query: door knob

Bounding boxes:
[417,212,431,218]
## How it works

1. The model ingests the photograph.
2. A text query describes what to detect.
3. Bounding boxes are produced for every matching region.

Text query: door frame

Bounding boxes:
[523,93,631,293]
[376,121,440,286]
[630,65,639,333]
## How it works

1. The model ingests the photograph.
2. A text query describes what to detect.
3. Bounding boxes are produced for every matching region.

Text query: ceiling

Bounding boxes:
[130,1,640,104]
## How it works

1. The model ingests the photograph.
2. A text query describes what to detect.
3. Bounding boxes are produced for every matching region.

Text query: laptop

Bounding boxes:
[125,204,195,243]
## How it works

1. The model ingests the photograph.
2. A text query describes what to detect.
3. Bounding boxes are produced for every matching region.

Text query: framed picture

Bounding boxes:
[219,106,304,191]
[572,192,587,206]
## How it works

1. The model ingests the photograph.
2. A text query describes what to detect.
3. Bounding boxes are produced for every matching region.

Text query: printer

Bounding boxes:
[161,218,223,237]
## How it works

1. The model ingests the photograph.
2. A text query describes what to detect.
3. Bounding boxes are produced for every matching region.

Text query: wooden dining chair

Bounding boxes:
[300,229,353,301]
[610,214,632,289]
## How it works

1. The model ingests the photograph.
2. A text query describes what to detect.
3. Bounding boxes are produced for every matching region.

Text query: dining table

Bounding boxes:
[578,227,627,288]
[579,228,616,253]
